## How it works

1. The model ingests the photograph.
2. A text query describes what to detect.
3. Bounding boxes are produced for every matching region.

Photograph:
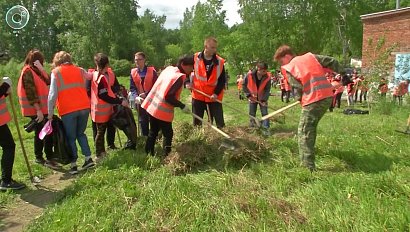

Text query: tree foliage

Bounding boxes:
[0,0,409,73]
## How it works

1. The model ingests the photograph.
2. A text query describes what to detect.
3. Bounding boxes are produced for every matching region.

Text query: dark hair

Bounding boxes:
[24,49,45,67]
[257,62,268,70]
[94,53,109,71]
[274,45,295,61]
[177,54,194,66]
[134,52,146,59]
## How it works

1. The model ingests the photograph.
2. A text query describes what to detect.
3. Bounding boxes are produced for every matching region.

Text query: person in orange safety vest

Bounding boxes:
[274,45,343,171]
[130,52,158,136]
[142,54,194,157]
[47,51,95,175]
[0,77,26,190]
[17,49,59,169]
[185,37,226,129]
[242,62,271,130]
[91,53,130,160]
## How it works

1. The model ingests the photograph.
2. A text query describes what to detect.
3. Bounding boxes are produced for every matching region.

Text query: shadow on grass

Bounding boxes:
[327,149,393,173]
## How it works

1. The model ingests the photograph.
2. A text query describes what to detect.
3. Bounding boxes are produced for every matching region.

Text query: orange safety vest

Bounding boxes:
[52,64,90,116]
[0,95,11,126]
[142,66,185,122]
[91,71,116,123]
[237,77,243,90]
[379,84,388,93]
[331,80,344,94]
[192,52,225,102]
[89,68,115,87]
[131,66,156,94]
[246,71,270,100]
[17,65,49,116]
[280,68,292,91]
[282,52,333,106]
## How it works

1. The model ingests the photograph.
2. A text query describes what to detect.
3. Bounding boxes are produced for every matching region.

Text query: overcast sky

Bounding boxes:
[137,0,242,29]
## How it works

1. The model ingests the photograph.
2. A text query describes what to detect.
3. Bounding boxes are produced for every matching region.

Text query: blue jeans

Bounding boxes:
[61,109,92,162]
[249,102,269,129]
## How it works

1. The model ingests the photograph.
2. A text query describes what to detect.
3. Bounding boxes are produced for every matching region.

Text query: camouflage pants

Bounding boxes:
[298,97,332,170]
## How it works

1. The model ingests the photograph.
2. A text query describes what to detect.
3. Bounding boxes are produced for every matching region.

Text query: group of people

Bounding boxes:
[3,35,387,192]
[0,37,230,190]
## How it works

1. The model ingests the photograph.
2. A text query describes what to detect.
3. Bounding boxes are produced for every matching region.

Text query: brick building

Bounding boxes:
[361,7,410,75]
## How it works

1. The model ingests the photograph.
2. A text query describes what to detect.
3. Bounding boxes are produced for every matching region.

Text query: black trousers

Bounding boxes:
[0,124,15,183]
[192,99,225,129]
[30,116,54,160]
[334,92,343,108]
[92,120,116,146]
[145,115,173,156]
[137,105,150,136]
[281,90,290,103]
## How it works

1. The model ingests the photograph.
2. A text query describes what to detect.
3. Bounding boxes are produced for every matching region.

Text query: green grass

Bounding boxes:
[1,74,409,231]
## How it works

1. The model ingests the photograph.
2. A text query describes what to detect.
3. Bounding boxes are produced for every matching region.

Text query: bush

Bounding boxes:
[375,99,396,115]
[110,59,132,77]
[0,59,24,82]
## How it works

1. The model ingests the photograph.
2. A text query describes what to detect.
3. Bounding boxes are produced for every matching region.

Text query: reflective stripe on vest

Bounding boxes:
[52,65,90,116]
[0,96,11,126]
[192,52,225,102]
[142,66,185,122]
[131,66,156,94]
[90,72,115,123]
[247,71,270,100]
[17,65,49,116]
[282,52,333,106]
[54,70,85,91]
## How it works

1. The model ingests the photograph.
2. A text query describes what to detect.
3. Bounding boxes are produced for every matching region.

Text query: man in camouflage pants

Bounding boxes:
[274,45,343,171]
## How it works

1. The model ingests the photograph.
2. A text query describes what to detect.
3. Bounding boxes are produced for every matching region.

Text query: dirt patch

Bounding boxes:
[0,171,75,232]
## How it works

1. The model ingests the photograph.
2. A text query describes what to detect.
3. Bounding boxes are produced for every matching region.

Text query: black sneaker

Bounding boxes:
[35,157,46,165]
[69,166,78,175]
[82,158,95,170]
[0,180,26,191]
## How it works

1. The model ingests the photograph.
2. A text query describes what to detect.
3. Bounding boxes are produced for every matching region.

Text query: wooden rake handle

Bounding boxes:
[192,88,261,124]
[190,112,231,139]
[261,101,299,121]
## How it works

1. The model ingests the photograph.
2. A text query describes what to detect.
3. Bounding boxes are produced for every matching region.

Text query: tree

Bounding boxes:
[56,0,139,67]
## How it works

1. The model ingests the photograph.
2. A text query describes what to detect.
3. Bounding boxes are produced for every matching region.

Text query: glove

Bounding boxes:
[36,110,44,122]
[2,76,12,87]
[181,104,190,114]
[135,96,144,105]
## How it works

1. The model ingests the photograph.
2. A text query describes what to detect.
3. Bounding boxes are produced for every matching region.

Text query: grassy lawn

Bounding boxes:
[1,75,409,231]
